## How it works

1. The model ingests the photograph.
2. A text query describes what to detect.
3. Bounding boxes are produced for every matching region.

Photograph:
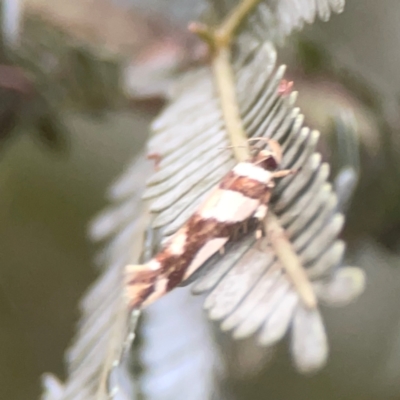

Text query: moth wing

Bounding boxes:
[183,237,230,280]
[125,262,166,309]
[198,188,261,222]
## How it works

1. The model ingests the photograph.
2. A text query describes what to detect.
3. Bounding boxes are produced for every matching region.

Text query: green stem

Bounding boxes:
[215,0,263,47]
[212,47,249,161]
[266,214,317,309]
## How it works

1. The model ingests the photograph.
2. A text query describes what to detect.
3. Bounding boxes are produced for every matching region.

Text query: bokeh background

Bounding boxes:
[1,1,400,399]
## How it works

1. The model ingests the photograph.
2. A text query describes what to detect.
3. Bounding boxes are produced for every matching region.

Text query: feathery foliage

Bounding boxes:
[43,0,366,399]
[144,29,363,372]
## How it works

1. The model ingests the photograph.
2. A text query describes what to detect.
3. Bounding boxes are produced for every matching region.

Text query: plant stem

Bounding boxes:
[211,46,249,161]
[266,213,317,309]
[191,0,263,162]
[215,0,263,47]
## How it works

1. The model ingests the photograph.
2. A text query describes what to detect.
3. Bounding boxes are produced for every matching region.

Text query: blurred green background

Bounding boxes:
[0,111,149,399]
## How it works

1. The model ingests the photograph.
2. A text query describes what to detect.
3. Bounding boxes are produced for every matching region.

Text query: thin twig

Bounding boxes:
[215,0,263,47]
[266,214,317,309]
[108,209,151,398]
[190,0,263,162]
[211,47,249,161]
[99,300,130,399]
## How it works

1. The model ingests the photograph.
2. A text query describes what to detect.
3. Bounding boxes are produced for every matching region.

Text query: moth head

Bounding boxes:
[253,139,282,171]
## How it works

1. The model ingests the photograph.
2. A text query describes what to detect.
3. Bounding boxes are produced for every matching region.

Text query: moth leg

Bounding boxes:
[272,169,297,178]
[254,204,268,239]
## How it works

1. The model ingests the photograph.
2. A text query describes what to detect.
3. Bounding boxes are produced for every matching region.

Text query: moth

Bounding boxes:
[125,139,294,309]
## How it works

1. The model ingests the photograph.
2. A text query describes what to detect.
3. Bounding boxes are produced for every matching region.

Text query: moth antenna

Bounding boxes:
[247,137,269,143]
[266,139,283,165]
[247,137,283,164]
[253,156,269,166]
[247,137,269,154]
[218,145,248,150]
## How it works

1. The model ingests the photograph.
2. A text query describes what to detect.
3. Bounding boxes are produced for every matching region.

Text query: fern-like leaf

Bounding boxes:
[140,287,225,400]
[140,2,364,372]
[210,0,345,42]
[43,0,366,399]
[41,156,152,400]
